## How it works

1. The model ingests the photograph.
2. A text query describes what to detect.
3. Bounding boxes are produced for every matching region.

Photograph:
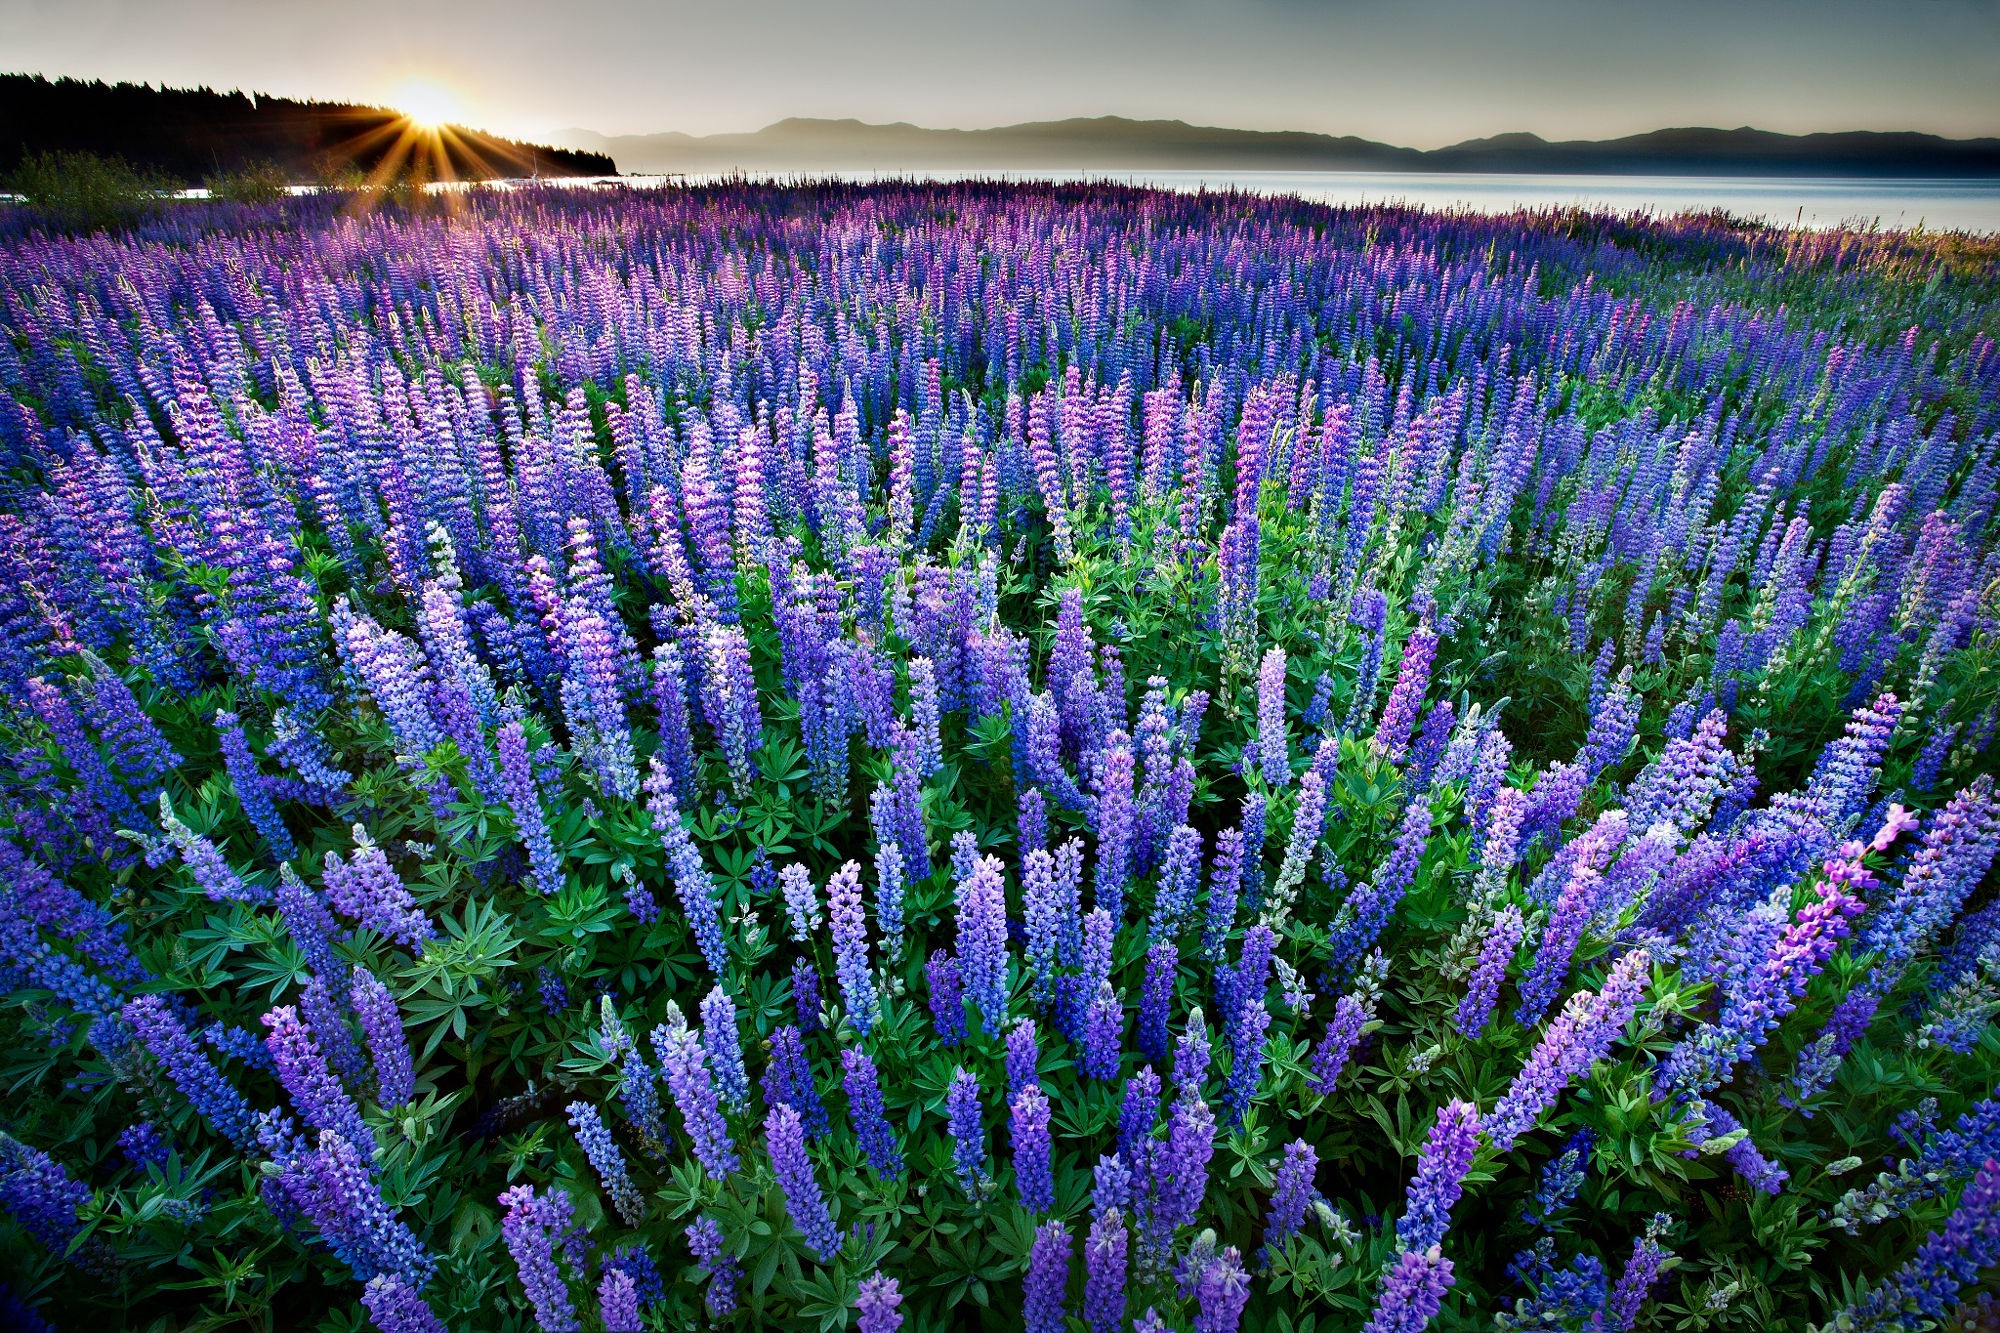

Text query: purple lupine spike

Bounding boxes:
[700,985,750,1112]
[1023,847,1065,1002]
[1138,941,1177,1067]
[276,862,345,981]
[766,1102,841,1262]
[0,1141,87,1258]
[841,1047,904,1178]
[780,863,821,943]
[1024,1219,1073,1333]
[1092,733,1138,919]
[273,1126,435,1287]
[1374,621,1438,764]
[946,1067,988,1194]
[1264,1139,1320,1256]
[262,1003,373,1154]
[567,1101,645,1226]
[1328,795,1431,968]
[1151,824,1202,943]
[1262,768,1327,926]
[1172,1007,1213,1099]
[124,995,255,1146]
[1117,1068,1162,1182]
[1456,905,1524,1039]
[761,1025,828,1139]
[792,957,825,1033]
[1151,1090,1218,1237]
[158,794,265,903]
[927,949,967,1046]
[497,718,563,896]
[956,853,1010,1035]
[299,971,368,1089]
[360,1275,447,1333]
[1007,1019,1042,1098]
[1362,1246,1455,1333]
[1012,1084,1056,1213]
[1524,1128,1594,1227]
[499,1184,580,1332]
[1602,1215,1674,1333]
[910,655,944,777]
[653,1004,737,1180]
[825,861,878,1033]
[1203,827,1245,960]
[1082,981,1124,1081]
[215,710,294,860]
[856,1274,904,1333]
[686,1216,741,1316]
[1256,646,1290,787]
[350,967,414,1109]
[322,828,434,948]
[1019,786,1049,856]
[1485,949,1651,1151]
[1396,1100,1481,1254]
[1083,1207,1129,1333]
[643,756,728,975]
[1193,1246,1251,1333]
[598,1268,641,1333]
[875,840,907,958]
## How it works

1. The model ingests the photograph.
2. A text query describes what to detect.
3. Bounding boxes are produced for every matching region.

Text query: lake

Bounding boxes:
[631,168,2000,233]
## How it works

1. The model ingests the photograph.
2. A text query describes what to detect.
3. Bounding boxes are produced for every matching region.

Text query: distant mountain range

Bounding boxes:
[559,116,2000,177]
[1,76,615,183]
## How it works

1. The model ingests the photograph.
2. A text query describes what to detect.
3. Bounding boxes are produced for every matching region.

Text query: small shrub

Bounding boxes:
[204,160,292,206]
[6,149,176,231]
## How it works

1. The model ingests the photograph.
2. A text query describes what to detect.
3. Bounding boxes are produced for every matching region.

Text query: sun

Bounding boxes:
[392,79,460,131]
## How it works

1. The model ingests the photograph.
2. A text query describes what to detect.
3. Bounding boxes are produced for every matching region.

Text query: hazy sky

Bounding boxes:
[5,0,1998,146]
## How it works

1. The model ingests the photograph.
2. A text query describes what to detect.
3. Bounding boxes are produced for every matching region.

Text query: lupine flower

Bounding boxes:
[927,949,966,1046]
[1008,1019,1042,1098]
[946,1067,988,1194]
[1173,1007,1213,1097]
[1456,906,1524,1038]
[1138,941,1177,1066]
[766,1102,841,1262]
[1523,1128,1593,1227]
[654,1004,738,1179]
[1374,621,1438,763]
[1603,1214,1674,1332]
[597,1268,641,1333]
[1193,1245,1251,1333]
[1083,981,1124,1081]
[956,853,1010,1035]
[780,862,822,942]
[792,957,825,1033]
[360,1275,447,1333]
[1264,1139,1321,1255]
[1256,646,1290,786]
[686,1216,741,1316]
[350,967,414,1109]
[1486,950,1651,1151]
[1151,824,1203,942]
[856,1274,904,1333]
[1309,952,1388,1095]
[497,719,563,896]
[1203,827,1245,959]
[1024,1219,1073,1333]
[842,1047,904,1178]
[644,756,728,975]
[0,1140,87,1258]
[499,1184,579,1332]
[1396,1100,1481,1254]
[1013,1084,1056,1213]
[158,794,264,903]
[824,861,878,1035]
[215,710,294,860]
[118,1122,170,1172]
[323,829,433,948]
[700,986,751,1112]
[1084,1207,1129,1333]
[262,1004,372,1154]
[1362,1245,1454,1333]
[125,995,256,1146]
[1828,1156,2000,1329]
[566,1101,645,1225]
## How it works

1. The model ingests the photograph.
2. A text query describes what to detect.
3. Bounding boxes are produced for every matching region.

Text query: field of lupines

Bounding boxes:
[1,179,1999,1333]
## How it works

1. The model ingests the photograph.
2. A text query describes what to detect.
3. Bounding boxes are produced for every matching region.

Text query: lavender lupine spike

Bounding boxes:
[825,861,879,1033]
[1082,980,1124,1081]
[597,1269,641,1333]
[262,1004,373,1155]
[700,986,751,1112]
[350,968,414,1110]
[1256,646,1290,787]
[654,1004,738,1180]
[214,710,294,860]
[1083,1207,1129,1333]
[1024,1220,1073,1333]
[946,1067,989,1195]
[927,949,967,1046]
[1263,1139,1321,1256]
[1827,1156,2000,1330]
[957,853,1010,1035]
[322,828,433,947]
[1193,1246,1251,1333]
[1486,949,1651,1151]
[780,863,821,943]
[158,794,264,903]
[124,996,256,1146]
[566,1101,645,1226]
[761,1025,828,1138]
[766,1103,841,1262]
[497,719,563,896]
[1602,1215,1674,1333]
[644,756,727,975]
[360,1276,447,1333]
[841,1047,904,1178]
[684,1217,740,1316]
[1374,621,1438,764]
[1013,1084,1056,1213]
[855,1275,904,1333]
[499,1184,580,1333]
[1395,1100,1481,1254]
[1456,906,1524,1039]
[1007,1019,1043,1098]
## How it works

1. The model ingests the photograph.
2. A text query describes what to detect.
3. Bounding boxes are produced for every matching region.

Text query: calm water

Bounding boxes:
[636,168,2000,234]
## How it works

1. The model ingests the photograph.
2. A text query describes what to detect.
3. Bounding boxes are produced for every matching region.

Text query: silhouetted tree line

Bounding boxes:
[1,74,615,183]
